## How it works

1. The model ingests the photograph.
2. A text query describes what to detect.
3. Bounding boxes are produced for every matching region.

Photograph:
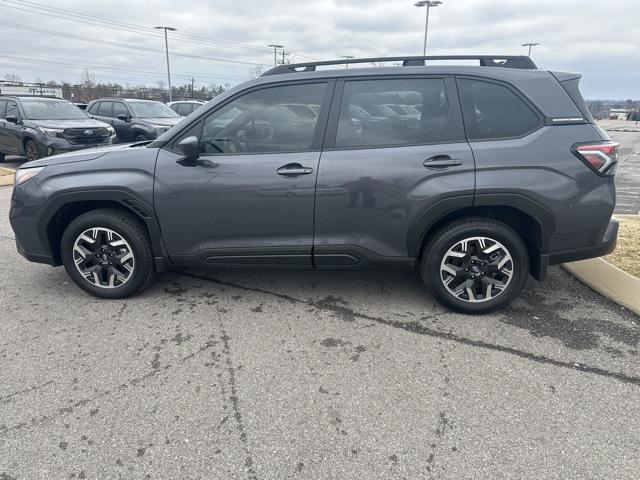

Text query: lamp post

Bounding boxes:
[414,0,442,56]
[522,42,540,57]
[268,44,283,66]
[341,55,354,68]
[154,26,177,102]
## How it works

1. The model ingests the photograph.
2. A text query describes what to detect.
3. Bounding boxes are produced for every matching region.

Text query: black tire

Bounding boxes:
[24,139,40,161]
[134,133,148,142]
[421,217,529,314]
[0,151,5,162]
[61,208,155,299]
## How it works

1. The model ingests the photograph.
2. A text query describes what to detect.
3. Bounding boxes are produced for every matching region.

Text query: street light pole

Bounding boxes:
[415,1,442,56]
[154,26,177,102]
[268,44,283,66]
[341,55,354,68]
[522,42,540,57]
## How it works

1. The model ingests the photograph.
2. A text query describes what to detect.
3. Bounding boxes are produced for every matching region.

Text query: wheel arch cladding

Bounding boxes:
[411,203,547,279]
[41,191,164,266]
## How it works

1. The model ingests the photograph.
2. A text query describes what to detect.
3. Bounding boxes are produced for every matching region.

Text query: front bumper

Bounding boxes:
[10,180,58,266]
[40,135,116,156]
[534,218,618,280]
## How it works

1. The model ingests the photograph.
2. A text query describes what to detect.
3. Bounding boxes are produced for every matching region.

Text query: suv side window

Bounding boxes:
[458,78,541,140]
[113,102,128,117]
[0,100,6,118]
[5,101,19,119]
[176,103,190,116]
[335,78,449,148]
[97,101,113,117]
[199,82,327,154]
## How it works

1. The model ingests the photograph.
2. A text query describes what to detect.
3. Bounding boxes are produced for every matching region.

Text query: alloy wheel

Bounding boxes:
[25,142,39,161]
[72,227,135,289]
[439,236,513,303]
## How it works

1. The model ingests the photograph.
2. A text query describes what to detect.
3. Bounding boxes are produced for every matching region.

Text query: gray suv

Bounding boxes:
[0,96,115,161]
[9,56,619,313]
[86,98,182,143]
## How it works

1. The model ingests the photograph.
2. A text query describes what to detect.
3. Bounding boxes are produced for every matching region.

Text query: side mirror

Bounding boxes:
[6,115,19,124]
[177,136,200,163]
[117,113,130,122]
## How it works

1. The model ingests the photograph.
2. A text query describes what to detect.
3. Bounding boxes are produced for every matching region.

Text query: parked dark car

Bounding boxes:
[0,96,115,162]
[167,100,205,117]
[10,55,619,313]
[86,98,181,143]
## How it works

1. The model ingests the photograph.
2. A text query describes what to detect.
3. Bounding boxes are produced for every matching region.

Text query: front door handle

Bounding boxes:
[423,155,463,169]
[277,163,313,177]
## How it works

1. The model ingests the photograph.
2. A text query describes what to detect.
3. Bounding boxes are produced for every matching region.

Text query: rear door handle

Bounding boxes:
[423,155,463,169]
[277,163,314,177]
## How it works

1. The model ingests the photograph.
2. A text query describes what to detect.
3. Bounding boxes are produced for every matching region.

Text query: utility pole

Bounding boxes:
[154,26,177,102]
[341,55,354,68]
[190,77,195,99]
[521,42,540,57]
[414,1,442,56]
[281,48,288,65]
[268,44,283,66]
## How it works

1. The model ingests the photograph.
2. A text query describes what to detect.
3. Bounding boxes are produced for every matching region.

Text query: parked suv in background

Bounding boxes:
[87,98,181,143]
[0,96,115,162]
[167,100,206,117]
[9,56,619,313]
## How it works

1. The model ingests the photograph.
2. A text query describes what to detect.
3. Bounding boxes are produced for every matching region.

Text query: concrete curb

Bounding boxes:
[0,174,14,187]
[563,258,640,315]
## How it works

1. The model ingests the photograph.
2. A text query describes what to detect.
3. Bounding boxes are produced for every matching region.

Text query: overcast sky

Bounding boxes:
[0,0,638,99]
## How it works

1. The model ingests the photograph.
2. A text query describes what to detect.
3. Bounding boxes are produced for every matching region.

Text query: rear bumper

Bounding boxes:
[534,218,618,280]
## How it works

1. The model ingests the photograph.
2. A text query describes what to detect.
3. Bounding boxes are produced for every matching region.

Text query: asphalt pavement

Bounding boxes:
[1,180,639,479]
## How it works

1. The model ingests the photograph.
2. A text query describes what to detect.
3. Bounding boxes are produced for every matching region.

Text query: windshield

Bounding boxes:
[127,101,180,118]
[21,100,87,120]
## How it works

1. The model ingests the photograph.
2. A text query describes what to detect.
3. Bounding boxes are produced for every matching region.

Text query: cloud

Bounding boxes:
[0,0,638,98]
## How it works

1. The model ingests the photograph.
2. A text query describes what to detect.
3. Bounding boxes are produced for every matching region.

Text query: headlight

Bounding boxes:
[15,167,45,185]
[151,124,169,131]
[38,128,64,138]
[106,126,116,135]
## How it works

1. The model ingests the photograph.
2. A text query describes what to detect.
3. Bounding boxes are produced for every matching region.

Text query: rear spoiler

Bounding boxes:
[550,71,594,124]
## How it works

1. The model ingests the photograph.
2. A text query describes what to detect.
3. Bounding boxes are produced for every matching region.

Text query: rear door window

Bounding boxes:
[334,78,450,148]
[0,100,6,118]
[5,101,19,119]
[113,102,128,117]
[458,78,541,140]
[97,101,114,117]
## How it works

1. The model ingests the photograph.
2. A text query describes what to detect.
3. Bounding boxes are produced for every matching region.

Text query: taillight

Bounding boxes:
[573,142,619,175]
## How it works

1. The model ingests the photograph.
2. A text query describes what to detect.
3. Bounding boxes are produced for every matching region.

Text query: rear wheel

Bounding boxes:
[61,209,155,299]
[134,133,148,142]
[421,217,529,314]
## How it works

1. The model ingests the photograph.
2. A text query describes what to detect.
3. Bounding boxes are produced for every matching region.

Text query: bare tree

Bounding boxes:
[3,73,22,83]
[80,69,96,87]
[250,64,264,78]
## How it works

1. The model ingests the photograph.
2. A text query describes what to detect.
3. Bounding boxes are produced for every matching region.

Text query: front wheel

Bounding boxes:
[61,209,155,299]
[134,133,149,142]
[422,218,529,314]
[24,139,40,161]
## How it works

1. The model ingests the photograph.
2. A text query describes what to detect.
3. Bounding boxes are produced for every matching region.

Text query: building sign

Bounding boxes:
[0,85,63,98]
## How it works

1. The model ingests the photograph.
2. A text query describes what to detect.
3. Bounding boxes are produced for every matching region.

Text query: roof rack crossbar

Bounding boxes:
[262,55,537,76]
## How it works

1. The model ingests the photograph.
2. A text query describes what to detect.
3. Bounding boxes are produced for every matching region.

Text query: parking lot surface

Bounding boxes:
[1,185,640,478]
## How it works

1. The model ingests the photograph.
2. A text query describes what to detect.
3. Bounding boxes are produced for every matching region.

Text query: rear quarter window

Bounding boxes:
[458,78,542,140]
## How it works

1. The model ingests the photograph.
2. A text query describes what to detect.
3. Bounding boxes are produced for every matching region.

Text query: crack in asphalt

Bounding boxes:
[173,269,640,388]
[219,328,258,480]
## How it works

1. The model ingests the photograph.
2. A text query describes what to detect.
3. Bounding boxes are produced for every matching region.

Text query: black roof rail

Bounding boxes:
[262,55,537,76]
